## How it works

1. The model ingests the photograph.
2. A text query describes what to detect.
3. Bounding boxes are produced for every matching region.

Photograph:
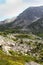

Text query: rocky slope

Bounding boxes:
[11,6,43,28]
[0,33,43,65]
[26,17,43,34]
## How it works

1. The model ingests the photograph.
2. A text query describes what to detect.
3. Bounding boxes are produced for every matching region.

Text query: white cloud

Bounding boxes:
[0,0,29,20]
[6,0,22,4]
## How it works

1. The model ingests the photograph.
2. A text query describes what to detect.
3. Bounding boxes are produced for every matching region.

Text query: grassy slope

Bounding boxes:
[0,50,24,65]
[0,49,34,65]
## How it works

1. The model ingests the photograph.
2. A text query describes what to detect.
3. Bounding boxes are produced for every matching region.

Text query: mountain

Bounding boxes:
[13,6,43,26]
[6,6,43,29]
[0,6,43,35]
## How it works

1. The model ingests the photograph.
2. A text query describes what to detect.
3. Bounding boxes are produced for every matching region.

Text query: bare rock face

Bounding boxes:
[25,61,40,65]
[11,6,43,29]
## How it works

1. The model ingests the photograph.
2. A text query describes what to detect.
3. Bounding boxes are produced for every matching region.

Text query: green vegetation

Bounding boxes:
[0,50,35,65]
[0,46,43,65]
[14,34,37,40]
[0,32,43,65]
[0,50,24,65]
[37,33,43,38]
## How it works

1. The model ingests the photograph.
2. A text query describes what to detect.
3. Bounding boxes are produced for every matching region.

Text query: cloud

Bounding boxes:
[0,0,43,21]
[0,0,29,20]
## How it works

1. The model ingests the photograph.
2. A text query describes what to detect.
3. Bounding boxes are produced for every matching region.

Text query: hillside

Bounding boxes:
[0,6,43,65]
[27,17,43,37]
[0,33,43,65]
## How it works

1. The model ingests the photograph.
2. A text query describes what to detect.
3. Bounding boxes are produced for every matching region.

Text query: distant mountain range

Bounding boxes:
[0,6,43,35]
[0,17,16,25]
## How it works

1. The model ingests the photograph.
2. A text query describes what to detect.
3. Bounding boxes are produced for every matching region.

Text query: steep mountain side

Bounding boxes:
[27,17,43,34]
[1,6,43,28]
[0,17,43,35]
[14,6,43,26]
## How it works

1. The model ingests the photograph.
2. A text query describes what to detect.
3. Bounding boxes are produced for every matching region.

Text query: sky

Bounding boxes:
[0,0,43,21]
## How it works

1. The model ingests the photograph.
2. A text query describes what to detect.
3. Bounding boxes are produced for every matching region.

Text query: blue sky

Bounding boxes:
[0,0,5,4]
[0,0,43,21]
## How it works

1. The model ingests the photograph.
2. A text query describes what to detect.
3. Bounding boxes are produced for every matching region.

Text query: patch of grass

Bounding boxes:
[15,34,36,40]
[0,50,24,65]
